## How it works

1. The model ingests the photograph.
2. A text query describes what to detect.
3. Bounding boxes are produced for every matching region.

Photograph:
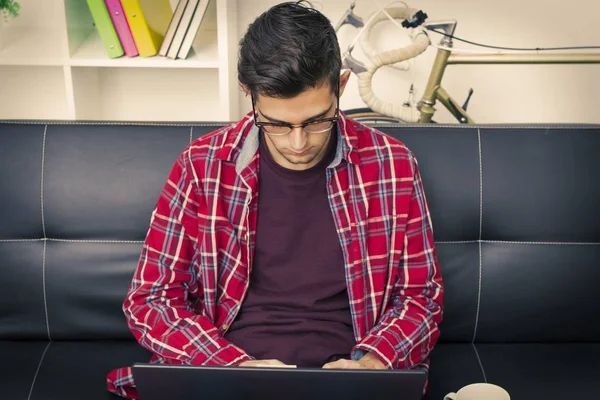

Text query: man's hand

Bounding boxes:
[322,353,387,370]
[239,359,297,368]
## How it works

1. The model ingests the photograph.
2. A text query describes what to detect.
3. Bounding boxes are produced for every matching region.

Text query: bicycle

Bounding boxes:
[335,1,600,124]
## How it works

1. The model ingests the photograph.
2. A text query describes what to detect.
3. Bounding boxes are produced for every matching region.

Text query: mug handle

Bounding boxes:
[444,393,457,400]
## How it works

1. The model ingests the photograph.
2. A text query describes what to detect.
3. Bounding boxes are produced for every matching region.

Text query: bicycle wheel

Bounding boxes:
[344,107,437,124]
[343,108,406,124]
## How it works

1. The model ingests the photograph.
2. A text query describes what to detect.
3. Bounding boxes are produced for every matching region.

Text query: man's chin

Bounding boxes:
[278,144,331,168]
[284,154,316,165]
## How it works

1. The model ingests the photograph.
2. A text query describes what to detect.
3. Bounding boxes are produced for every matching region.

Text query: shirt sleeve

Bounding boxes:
[122,148,253,366]
[351,151,444,369]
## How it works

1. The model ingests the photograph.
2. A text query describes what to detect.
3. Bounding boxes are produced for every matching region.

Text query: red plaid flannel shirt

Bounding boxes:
[106,112,444,399]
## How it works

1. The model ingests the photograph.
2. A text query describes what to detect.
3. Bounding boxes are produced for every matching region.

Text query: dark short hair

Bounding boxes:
[238,1,341,100]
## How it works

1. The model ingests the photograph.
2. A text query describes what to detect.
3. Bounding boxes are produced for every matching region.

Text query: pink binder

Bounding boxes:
[104,0,139,57]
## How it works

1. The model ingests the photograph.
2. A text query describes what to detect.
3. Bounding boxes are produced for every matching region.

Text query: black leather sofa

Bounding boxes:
[1,120,599,400]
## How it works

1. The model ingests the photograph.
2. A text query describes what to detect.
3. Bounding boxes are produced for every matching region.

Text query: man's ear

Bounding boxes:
[338,69,352,97]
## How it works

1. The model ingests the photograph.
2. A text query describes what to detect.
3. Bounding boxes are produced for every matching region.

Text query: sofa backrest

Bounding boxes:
[0,121,599,344]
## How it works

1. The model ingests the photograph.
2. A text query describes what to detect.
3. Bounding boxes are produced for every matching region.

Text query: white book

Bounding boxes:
[177,0,211,60]
[166,0,200,59]
[159,0,190,57]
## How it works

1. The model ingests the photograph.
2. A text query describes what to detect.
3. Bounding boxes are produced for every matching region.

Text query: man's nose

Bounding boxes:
[288,126,308,150]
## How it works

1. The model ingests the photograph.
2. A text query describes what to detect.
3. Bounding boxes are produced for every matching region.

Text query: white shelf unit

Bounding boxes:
[0,0,238,121]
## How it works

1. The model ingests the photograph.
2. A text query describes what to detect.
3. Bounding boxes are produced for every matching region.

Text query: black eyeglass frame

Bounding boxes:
[250,81,341,136]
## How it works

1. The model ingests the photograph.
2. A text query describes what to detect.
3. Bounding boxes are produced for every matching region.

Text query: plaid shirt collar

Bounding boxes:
[215,111,362,173]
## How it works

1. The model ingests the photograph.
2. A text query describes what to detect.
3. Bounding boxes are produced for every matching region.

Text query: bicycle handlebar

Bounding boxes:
[359,7,423,71]
[355,7,431,122]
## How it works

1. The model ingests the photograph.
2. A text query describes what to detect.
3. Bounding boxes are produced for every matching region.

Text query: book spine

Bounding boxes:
[121,0,155,57]
[105,0,139,57]
[178,0,210,60]
[158,0,190,57]
[167,0,200,59]
[86,0,124,59]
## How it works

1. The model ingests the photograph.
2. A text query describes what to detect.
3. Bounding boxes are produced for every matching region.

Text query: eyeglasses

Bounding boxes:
[254,114,339,136]
[251,87,340,136]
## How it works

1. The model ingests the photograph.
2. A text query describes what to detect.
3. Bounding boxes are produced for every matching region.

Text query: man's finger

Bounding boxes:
[322,359,345,369]
[253,359,297,368]
[264,359,286,365]
[254,364,297,368]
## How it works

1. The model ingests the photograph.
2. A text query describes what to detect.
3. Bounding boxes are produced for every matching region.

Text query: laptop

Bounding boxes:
[132,363,427,400]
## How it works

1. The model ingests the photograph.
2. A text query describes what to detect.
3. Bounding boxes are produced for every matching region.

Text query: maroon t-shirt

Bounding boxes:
[224,130,356,367]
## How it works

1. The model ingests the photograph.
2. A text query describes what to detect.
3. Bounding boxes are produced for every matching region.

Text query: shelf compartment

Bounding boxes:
[0,0,67,66]
[66,0,219,68]
[69,30,218,68]
[0,66,70,119]
[71,66,222,121]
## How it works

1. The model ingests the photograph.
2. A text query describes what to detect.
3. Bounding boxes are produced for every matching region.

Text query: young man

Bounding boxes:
[107,2,443,398]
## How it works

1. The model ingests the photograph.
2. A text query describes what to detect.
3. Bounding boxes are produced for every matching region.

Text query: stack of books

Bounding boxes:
[86,0,211,59]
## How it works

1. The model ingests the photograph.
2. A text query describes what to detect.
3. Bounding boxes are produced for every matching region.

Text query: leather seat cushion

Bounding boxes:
[3,341,598,399]
[426,343,600,399]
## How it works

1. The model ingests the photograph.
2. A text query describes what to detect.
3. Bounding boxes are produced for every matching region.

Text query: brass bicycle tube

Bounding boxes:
[447,52,600,64]
[418,47,452,122]
[436,86,475,123]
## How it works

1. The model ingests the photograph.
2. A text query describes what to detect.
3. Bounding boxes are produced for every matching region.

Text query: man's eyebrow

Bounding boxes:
[260,101,334,124]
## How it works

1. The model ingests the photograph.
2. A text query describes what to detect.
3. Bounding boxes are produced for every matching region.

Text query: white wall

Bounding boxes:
[236,0,600,124]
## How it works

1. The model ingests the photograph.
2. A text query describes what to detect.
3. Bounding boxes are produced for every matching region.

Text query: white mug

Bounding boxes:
[444,383,510,400]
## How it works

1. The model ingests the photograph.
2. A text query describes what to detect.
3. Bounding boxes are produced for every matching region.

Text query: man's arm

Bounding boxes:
[350,151,444,369]
[122,149,253,366]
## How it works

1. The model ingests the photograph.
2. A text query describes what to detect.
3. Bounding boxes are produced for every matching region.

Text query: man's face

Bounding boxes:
[254,83,338,171]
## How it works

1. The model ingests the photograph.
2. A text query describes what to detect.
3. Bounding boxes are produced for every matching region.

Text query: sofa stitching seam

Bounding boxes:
[1,120,599,129]
[472,128,483,344]
[435,240,600,245]
[0,120,227,127]
[0,239,144,243]
[40,125,51,341]
[27,331,51,399]
[2,238,598,245]
[471,343,488,383]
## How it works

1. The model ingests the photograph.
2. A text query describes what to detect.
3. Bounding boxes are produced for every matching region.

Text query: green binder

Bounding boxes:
[86,0,124,59]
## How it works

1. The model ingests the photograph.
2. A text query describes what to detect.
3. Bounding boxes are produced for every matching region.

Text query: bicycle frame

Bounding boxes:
[418,21,600,123]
